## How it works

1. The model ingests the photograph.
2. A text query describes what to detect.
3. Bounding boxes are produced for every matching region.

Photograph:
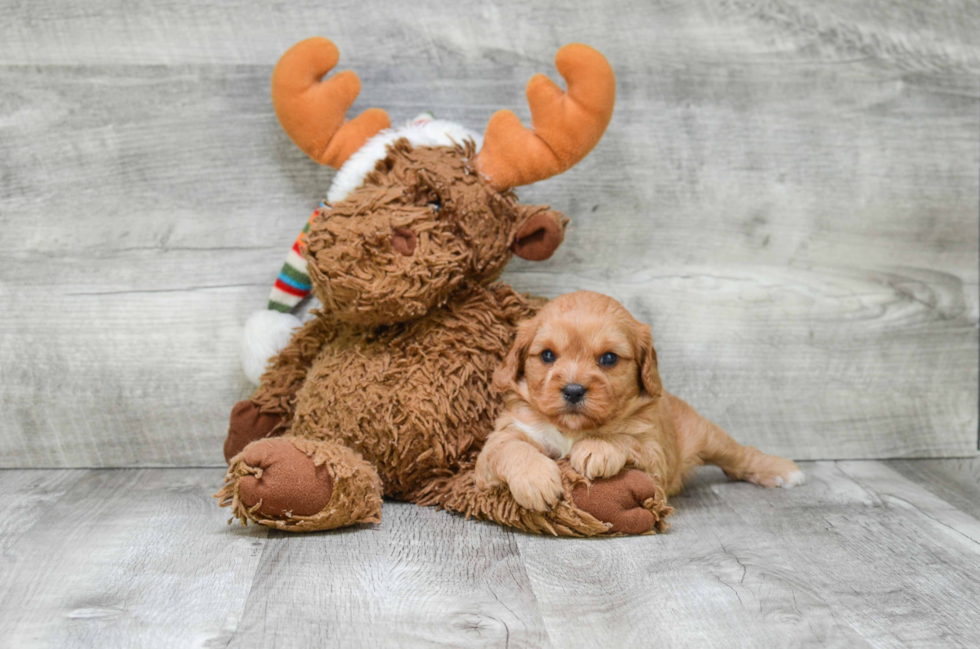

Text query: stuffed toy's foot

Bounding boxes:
[216,437,383,532]
[416,461,671,536]
[223,400,286,463]
[571,469,673,534]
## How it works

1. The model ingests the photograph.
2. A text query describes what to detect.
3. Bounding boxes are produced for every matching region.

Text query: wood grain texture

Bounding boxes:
[0,468,268,648]
[2,460,980,647]
[885,457,980,522]
[0,0,977,466]
[230,504,548,648]
[514,460,980,648]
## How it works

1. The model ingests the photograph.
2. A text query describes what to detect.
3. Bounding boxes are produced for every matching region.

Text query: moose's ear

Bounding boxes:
[512,208,567,261]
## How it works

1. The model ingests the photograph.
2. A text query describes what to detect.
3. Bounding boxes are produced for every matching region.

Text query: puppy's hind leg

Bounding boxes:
[669,394,805,489]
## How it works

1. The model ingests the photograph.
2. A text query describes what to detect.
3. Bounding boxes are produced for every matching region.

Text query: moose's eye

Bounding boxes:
[599,352,618,367]
[540,350,556,364]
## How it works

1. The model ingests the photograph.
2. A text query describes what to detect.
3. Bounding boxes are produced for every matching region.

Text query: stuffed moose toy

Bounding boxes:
[217,37,671,536]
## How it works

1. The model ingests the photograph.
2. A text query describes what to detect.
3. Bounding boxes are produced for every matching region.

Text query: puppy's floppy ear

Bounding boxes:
[512,206,568,261]
[632,321,663,398]
[493,317,539,393]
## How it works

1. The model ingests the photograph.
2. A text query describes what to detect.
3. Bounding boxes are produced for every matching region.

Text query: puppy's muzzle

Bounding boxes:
[561,383,587,405]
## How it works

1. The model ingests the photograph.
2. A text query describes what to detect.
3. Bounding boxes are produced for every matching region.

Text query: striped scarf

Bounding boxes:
[268,202,323,312]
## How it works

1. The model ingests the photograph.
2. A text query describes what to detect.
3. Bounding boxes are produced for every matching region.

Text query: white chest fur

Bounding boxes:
[511,419,574,460]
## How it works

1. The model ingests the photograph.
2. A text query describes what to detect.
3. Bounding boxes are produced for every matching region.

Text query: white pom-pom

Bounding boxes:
[241,310,302,385]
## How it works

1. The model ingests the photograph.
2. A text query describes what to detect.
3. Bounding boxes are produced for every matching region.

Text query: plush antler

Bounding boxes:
[272,37,391,168]
[473,44,615,190]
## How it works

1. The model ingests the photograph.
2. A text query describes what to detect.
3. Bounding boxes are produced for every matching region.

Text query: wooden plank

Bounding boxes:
[1,462,979,645]
[883,457,980,531]
[837,460,980,549]
[515,465,871,647]
[0,281,259,468]
[0,469,89,556]
[515,461,980,647]
[227,501,549,648]
[0,468,268,647]
[1,0,978,68]
[1,0,977,466]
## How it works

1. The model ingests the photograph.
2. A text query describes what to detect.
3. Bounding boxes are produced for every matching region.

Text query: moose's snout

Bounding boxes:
[391,228,417,256]
[561,383,587,404]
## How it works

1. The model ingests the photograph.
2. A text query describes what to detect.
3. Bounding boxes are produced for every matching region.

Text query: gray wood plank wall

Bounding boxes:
[1,0,977,467]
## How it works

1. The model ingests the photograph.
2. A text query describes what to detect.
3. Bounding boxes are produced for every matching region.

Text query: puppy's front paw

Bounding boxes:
[506,457,564,512]
[743,456,806,489]
[570,439,628,480]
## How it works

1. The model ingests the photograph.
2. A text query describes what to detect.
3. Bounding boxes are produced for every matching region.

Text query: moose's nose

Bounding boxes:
[391,228,417,256]
[561,383,587,404]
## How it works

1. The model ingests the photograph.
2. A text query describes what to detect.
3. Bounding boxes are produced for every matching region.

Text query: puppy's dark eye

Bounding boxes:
[540,349,556,364]
[428,198,441,211]
[599,352,618,367]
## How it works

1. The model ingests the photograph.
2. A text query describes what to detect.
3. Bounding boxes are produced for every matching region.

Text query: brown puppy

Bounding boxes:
[475,291,803,513]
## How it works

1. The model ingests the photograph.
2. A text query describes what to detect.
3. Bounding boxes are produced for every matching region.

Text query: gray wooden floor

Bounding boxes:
[2,459,979,648]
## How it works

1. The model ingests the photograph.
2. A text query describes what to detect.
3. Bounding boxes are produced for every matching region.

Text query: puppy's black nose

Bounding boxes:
[561,383,587,404]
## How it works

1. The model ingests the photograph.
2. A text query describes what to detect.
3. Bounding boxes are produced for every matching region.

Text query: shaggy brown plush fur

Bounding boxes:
[219,437,383,532]
[218,141,663,535]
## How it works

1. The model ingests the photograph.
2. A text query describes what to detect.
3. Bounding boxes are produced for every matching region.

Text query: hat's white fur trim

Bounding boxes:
[326,119,482,204]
